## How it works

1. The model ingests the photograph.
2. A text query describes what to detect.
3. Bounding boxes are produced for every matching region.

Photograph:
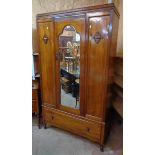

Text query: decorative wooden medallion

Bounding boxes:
[43,34,48,44]
[93,32,102,44]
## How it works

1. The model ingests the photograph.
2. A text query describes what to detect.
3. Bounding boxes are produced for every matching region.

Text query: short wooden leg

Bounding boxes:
[75,99,77,108]
[38,114,41,129]
[100,145,104,152]
[44,123,47,129]
[38,124,41,129]
[100,124,104,152]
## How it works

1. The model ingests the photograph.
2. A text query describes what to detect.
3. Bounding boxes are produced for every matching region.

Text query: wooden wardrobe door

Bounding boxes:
[54,18,85,115]
[37,21,56,107]
[86,14,110,120]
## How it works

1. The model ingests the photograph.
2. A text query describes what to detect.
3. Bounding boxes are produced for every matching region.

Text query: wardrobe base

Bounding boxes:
[43,106,106,151]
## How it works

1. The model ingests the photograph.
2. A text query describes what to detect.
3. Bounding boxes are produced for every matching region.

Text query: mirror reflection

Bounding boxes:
[59,25,80,109]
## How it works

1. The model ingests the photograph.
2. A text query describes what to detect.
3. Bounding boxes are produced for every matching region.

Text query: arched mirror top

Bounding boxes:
[59,25,80,43]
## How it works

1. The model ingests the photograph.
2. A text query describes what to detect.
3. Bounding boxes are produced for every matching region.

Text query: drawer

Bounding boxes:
[44,108,101,143]
[32,90,36,100]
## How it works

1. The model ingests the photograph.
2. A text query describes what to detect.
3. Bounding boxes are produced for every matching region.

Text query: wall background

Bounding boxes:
[32,0,123,56]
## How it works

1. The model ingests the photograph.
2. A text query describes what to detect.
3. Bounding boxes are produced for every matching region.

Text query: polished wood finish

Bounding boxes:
[86,13,110,119]
[37,21,56,107]
[36,3,119,18]
[37,3,119,151]
[43,107,102,143]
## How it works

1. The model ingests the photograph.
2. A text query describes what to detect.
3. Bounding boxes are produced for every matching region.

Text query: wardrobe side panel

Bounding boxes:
[37,21,56,107]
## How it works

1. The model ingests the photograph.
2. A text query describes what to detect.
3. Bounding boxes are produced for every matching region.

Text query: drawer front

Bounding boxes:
[32,90,36,100]
[44,108,101,143]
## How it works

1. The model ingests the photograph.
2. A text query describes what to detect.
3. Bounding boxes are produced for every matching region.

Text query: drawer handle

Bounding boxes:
[86,127,90,132]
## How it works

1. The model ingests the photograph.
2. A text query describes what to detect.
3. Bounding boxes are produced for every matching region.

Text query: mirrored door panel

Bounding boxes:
[59,26,80,109]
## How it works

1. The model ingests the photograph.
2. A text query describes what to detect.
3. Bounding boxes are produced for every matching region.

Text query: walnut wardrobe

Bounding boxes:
[37,3,119,151]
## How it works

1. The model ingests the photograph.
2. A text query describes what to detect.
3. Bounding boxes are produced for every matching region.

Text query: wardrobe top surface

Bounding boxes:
[36,3,119,19]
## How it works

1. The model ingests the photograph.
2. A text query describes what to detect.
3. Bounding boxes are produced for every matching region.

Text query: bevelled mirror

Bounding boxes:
[59,25,80,109]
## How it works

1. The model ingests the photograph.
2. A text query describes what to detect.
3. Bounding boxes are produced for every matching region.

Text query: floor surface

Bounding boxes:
[32,117,123,155]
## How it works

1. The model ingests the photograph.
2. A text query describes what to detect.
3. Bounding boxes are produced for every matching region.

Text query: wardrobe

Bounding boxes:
[37,3,119,151]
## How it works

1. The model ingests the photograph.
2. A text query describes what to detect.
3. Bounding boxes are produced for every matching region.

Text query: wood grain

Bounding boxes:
[86,13,110,119]
[37,21,56,107]
[43,107,102,143]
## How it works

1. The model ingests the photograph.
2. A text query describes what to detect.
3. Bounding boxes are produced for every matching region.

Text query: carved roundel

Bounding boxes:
[93,32,102,44]
[43,34,48,44]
